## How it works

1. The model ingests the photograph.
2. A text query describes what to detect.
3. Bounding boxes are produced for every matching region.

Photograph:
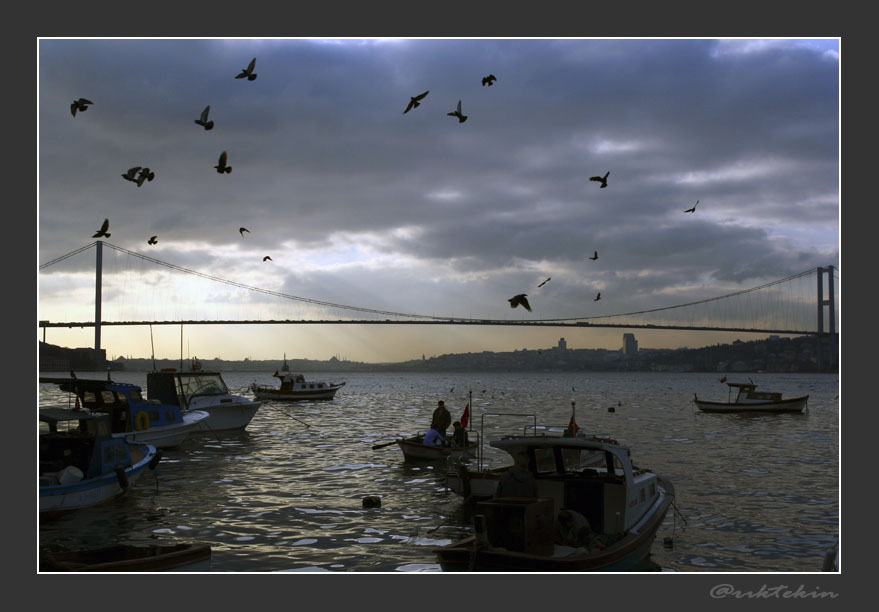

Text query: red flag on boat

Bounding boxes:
[460,403,470,429]
[568,414,579,435]
[719,376,727,383]
[74,396,82,411]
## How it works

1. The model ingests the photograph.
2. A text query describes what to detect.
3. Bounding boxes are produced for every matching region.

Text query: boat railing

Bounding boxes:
[475,413,538,471]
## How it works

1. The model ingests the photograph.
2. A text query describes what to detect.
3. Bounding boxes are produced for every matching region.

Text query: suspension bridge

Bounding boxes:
[39,241,838,367]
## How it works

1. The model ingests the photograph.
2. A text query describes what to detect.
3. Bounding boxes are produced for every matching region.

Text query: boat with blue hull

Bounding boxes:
[40,409,160,515]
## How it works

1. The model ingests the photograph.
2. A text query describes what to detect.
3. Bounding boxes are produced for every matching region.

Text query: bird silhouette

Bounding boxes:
[589,251,598,261]
[482,74,496,86]
[509,294,532,312]
[239,227,250,236]
[447,100,467,123]
[121,167,142,183]
[537,277,551,288]
[92,218,110,238]
[235,58,257,81]
[684,200,699,213]
[590,172,610,188]
[594,292,601,301]
[147,236,158,245]
[215,151,232,174]
[263,256,272,262]
[135,167,155,187]
[403,91,429,114]
[195,105,214,130]
[70,98,93,117]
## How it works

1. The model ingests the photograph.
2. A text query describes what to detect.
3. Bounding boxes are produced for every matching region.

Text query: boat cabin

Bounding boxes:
[727,383,783,403]
[147,370,232,410]
[39,409,134,481]
[42,378,186,433]
[491,436,660,536]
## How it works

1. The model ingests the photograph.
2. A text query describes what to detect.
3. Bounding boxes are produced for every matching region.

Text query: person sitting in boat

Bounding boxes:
[431,400,452,437]
[554,508,593,549]
[494,450,537,498]
[451,421,468,447]
[423,427,447,447]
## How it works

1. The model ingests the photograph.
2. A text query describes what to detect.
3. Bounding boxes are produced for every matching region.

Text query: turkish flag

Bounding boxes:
[460,403,470,429]
[568,414,579,435]
[720,376,727,383]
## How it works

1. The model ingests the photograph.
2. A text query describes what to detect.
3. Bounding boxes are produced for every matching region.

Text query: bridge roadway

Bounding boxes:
[38,319,823,336]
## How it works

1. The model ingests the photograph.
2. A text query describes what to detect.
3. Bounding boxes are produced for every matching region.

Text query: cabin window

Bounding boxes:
[129,389,143,403]
[640,488,646,503]
[100,390,116,404]
[534,448,556,474]
[83,391,98,404]
[561,448,597,473]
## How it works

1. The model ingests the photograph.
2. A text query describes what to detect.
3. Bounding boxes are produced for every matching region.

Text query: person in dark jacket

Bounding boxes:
[451,421,468,447]
[431,400,452,437]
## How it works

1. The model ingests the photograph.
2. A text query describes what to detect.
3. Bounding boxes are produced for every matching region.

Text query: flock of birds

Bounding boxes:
[74,57,703,318]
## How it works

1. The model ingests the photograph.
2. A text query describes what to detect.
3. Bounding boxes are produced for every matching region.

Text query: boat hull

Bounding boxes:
[252,384,344,401]
[695,395,808,413]
[434,479,674,572]
[39,444,156,514]
[187,400,261,432]
[40,543,211,572]
[397,436,477,462]
[115,410,210,448]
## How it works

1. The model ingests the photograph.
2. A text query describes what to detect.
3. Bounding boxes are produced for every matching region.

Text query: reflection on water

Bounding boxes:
[39,371,838,572]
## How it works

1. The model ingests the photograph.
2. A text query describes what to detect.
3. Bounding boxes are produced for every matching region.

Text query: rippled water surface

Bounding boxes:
[38,371,839,572]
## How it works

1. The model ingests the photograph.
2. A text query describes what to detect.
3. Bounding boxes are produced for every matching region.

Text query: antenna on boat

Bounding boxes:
[149,324,156,371]
[179,324,184,372]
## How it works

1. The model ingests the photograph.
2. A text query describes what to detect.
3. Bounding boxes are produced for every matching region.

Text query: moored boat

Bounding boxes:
[146,369,261,431]
[433,433,674,572]
[395,434,478,462]
[40,409,159,515]
[694,381,808,413]
[40,542,212,572]
[41,377,209,448]
[250,371,345,401]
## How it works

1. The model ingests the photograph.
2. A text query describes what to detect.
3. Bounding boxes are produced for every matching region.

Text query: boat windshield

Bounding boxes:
[178,374,228,399]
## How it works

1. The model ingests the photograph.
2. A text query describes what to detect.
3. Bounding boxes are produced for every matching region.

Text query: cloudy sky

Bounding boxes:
[37,38,839,363]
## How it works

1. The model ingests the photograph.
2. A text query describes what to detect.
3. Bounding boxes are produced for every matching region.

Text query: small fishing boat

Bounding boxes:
[146,369,261,431]
[694,381,808,413]
[40,409,160,515]
[41,377,209,448]
[250,371,346,401]
[394,434,478,462]
[40,542,212,572]
[433,432,674,572]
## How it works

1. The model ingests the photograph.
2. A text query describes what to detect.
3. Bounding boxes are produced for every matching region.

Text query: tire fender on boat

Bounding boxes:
[134,411,150,431]
[114,465,129,490]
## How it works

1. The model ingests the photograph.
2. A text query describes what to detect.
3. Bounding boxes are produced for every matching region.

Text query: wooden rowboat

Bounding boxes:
[694,381,808,413]
[40,543,212,572]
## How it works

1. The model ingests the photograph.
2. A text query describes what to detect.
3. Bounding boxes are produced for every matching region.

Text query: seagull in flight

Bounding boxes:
[482,74,497,86]
[537,277,551,288]
[195,105,214,130]
[235,58,257,81]
[589,251,598,261]
[594,292,602,301]
[92,218,110,238]
[447,100,467,123]
[70,98,93,117]
[508,294,532,312]
[148,236,158,245]
[239,227,250,236]
[263,256,273,262]
[684,200,699,213]
[590,172,609,188]
[135,167,155,187]
[121,167,142,183]
[403,91,429,114]
[215,151,232,174]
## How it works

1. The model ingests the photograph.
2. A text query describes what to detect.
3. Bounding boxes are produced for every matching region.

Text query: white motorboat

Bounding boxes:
[147,370,261,431]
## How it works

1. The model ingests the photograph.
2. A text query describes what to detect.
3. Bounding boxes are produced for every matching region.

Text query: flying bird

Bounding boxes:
[403,91,429,114]
[263,256,272,262]
[215,151,232,174]
[147,236,158,245]
[537,277,551,288]
[594,292,602,301]
[235,58,257,81]
[589,251,598,261]
[590,172,610,188]
[70,98,93,117]
[447,100,467,123]
[195,105,214,130]
[482,74,496,86]
[92,218,110,238]
[135,167,155,187]
[508,294,532,312]
[239,227,250,236]
[121,166,142,183]
[684,200,699,213]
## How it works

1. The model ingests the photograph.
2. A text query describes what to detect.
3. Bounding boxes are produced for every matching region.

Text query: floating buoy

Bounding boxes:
[663,536,674,548]
[362,495,381,508]
[608,406,615,413]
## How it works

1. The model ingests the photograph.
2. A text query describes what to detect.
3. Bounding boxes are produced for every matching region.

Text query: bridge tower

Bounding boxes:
[95,240,102,354]
[816,265,836,371]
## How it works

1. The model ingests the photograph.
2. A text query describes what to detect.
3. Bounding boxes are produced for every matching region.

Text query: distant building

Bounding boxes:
[557,337,567,351]
[622,333,638,356]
